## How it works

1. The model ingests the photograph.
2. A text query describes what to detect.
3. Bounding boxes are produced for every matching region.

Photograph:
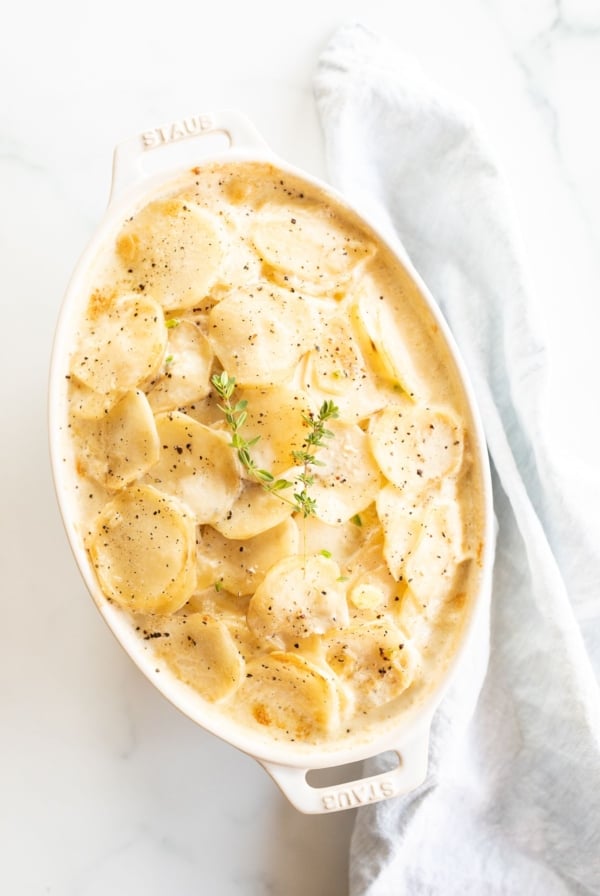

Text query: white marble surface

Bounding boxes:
[2,1,599,893]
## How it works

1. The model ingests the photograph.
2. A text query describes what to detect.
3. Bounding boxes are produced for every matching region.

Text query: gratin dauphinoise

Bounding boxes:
[65,162,485,745]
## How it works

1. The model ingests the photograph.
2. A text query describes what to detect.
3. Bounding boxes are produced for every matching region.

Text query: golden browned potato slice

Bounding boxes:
[207,284,321,385]
[70,293,167,395]
[146,412,241,524]
[88,484,196,614]
[74,389,159,491]
[325,620,417,711]
[137,613,244,702]
[405,500,464,609]
[368,403,464,495]
[247,553,349,644]
[306,421,382,525]
[147,320,214,412]
[116,199,224,310]
[199,517,299,596]
[250,206,374,298]
[237,651,341,738]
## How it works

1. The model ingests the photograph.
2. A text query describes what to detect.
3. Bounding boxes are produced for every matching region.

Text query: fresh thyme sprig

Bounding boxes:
[211,372,339,519]
[291,399,339,518]
[211,372,293,496]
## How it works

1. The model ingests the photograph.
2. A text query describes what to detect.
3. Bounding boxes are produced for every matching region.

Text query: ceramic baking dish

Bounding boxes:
[49,110,494,814]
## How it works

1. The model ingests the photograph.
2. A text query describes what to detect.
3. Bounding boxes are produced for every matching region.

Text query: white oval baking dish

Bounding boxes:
[49,110,494,814]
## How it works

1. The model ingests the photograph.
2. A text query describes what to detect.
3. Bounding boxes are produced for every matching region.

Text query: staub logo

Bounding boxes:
[141,114,215,150]
[321,778,396,812]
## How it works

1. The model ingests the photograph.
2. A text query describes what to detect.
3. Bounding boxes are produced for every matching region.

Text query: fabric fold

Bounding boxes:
[315,23,600,895]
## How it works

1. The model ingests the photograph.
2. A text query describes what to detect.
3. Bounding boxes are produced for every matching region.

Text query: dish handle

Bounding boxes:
[109,109,271,203]
[259,721,431,814]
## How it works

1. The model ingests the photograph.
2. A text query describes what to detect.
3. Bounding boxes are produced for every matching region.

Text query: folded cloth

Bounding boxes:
[315,24,600,896]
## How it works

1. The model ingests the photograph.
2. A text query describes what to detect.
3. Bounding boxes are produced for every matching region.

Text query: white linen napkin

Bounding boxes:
[315,24,600,895]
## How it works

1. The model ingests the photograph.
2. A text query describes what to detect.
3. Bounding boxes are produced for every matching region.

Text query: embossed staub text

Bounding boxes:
[141,114,214,149]
[321,779,396,812]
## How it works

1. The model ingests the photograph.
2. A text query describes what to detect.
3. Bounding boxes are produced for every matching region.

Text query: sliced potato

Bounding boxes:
[232,385,312,476]
[148,320,214,412]
[405,500,464,609]
[195,550,222,594]
[210,216,263,297]
[212,479,293,540]
[325,620,417,711]
[183,587,250,622]
[208,284,321,385]
[68,378,120,420]
[238,651,340,738]
[369,403,464,495]
[376,483,428,581]
[342,529,402,619]
[250,205,374,297]
[301,515,367,567]
[88,484,196,614]
[116,199,224,310]
[306,421,382,525]
[146,412,241,524]
[225,614,273,664]
[394,588,432,645]
[307,317,364,396]
[350,288,423,398]
[178,389,228,428]
[247,553,349,645]
[136,613,244,702]
[199,517,299,596]
[74,389,159,491]
[182,589,271,663]
[70,293,166,394]
[302,315,385,422]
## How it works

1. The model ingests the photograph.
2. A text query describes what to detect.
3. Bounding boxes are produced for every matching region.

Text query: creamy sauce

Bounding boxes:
[64,161,486,746]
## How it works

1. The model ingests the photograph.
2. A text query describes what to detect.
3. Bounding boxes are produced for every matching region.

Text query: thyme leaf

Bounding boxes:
[211,372,339,520]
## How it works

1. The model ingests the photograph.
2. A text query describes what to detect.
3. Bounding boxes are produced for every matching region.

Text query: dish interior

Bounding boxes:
[53,159,488,759]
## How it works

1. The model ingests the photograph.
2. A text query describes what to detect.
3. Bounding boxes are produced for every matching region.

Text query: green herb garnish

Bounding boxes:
[211,372,338,520]
[211,371,293,495]
[291,399,339,518]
